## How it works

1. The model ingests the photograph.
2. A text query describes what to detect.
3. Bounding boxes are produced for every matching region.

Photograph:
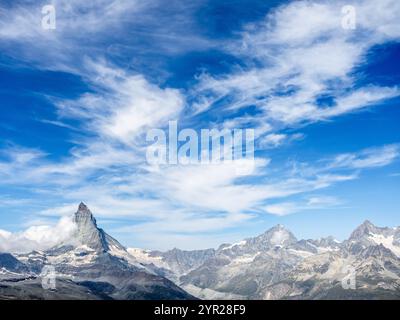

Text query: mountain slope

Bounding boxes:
[0,253,29,275]
[0,203,194,300]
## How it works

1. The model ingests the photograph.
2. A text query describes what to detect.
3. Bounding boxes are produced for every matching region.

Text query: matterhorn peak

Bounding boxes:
[78,202,90,213]
[72,203,108,252]
[74,202,98,229]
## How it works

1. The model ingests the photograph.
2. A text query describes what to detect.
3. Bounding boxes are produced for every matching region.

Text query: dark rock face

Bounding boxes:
[0,253,29,274]
[0,277,104,300]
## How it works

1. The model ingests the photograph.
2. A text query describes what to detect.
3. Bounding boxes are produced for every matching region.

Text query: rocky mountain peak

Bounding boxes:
[361,220,375,229]
[74,202,97,228]
[72,203,109,252]
[256,224,297,247]
[78,202,90,213]
[349,220,384,241]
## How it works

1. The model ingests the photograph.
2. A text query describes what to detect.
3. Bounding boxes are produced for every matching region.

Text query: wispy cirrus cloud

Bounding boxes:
[259,133,304,149]
[193,0,400,139]
[327,144,400,170]
[264,196,342,216]
[54,59,185,145]
[0,0,399,250]
[0,0,215,73]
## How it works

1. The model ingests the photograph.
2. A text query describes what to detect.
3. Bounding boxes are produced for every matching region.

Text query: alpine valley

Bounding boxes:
[1,203,400,300]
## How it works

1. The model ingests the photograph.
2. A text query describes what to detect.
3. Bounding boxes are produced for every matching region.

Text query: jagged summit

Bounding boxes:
[224,224,298,252]
[49,203,128,256]
[359,220,376,230]
[258,224,297,246]
[71,203,109,252]
[74,202,98,230]
[78,202,90,213]
[348,220,388,241]
[362,219,374,226]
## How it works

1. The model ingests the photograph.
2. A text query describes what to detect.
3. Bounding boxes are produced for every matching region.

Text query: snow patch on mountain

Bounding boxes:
[369,233,400,257]
[127,248,169,270]
[270,229,290,246]
[220,240,247,251]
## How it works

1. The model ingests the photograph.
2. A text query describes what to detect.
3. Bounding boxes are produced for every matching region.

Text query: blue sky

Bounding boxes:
[0,0,399,251]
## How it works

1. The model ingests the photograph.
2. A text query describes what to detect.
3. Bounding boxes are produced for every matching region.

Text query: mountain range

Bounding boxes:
[1,203,400,299]
[0,203,193,300]
[129,222,400,299]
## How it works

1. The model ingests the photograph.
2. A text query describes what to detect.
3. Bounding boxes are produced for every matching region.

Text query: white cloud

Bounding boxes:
[146,158,269,213]
[307,196,340,206]
[0,0,141,39]
[328,144,400,169]
[0,0,214,73]
[259,133,304,148]
[0,229,11,238]
[264,202,298,216]
[56,60,185,144]
[264,195,341,216]
[194,0,400,134]
[0,216,76,253]
[259,134,287,148]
